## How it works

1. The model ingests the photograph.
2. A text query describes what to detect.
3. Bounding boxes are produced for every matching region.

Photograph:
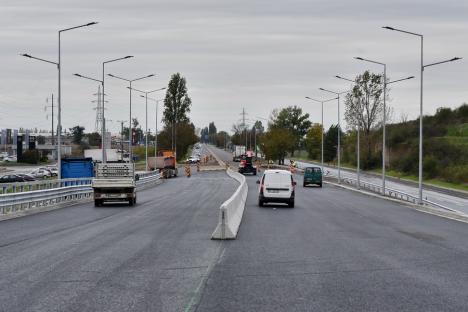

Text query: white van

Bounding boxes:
[257,169,296,207]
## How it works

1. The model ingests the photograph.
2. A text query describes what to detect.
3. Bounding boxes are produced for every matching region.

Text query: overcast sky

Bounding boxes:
[1,0,467,134]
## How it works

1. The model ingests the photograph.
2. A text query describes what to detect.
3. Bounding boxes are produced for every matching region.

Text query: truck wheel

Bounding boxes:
[129,199,134,206]
[319,183,322,188]
[253,170,257,176]
[94,199,101,207]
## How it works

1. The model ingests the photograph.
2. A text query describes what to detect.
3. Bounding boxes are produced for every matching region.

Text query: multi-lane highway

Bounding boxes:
[1,145,468,311]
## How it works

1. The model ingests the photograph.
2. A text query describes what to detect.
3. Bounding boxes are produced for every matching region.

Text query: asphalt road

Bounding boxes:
[0,170,237,312]
[196,146,468,312]
[285,159,468,214]
[2,145,468,312]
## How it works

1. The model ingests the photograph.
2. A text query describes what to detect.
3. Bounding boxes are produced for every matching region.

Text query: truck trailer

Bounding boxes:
[232,145,246,162]
[92,163,137,206]
[148,150,178,178]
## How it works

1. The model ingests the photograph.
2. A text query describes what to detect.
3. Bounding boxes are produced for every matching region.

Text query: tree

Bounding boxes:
[344,70,389,165]
[259,128,295,164]
[208,122,217,144]
[157,122,198,161]
[163,73,192,153]
[304,123,322,160]
[323,125,343,163]
[270,106,311,156]
[86,132,101,147]
[69,126,85,145]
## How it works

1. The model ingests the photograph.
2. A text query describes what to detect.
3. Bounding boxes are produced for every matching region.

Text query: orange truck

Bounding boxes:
[148,150,178,178]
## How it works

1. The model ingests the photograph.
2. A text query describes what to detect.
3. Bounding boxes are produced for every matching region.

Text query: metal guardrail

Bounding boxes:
[329,174,457,213]
[0,178,93,195]
[0,171,161,216]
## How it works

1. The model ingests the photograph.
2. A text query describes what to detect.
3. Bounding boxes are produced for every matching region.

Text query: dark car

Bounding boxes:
[303,166,322,187]
[17,174,36,182]
[238,152,257,175]
[0,174,29,183]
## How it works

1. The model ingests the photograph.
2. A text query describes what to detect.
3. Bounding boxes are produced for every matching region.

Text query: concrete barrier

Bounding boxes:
[211,168,248,239]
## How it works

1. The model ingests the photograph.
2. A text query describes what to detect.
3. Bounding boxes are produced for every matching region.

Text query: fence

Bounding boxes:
[0,171,161,216]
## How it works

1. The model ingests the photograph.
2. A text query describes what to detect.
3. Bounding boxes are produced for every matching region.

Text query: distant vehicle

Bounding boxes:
[84,149,120,162]
[2,155,17,162]
[148,150,178,178]
[232,145,246,162]
[46,166,58,176]
[16,174,35,182]
[92,163,137,206]
[29,168,52,178]
[0,174,29,183]
[303,166,322,187]
[238,151,257,175]
[186,156,200,164]
[257,170,296,207]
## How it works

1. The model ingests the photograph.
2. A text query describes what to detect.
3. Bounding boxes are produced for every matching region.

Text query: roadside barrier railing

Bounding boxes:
[0,178,93,195]
[0,171,161,216]
[325,173,457,213]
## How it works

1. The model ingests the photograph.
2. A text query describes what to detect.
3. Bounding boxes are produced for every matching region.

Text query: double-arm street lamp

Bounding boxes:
[21,22,97,179]
[318,88,348,184]
[130,87,166,171]
[304,96,337,175]
[382,26,462,204]
[107,73,155,163]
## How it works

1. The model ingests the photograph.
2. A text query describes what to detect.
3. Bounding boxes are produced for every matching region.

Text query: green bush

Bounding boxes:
[21,150,40,164]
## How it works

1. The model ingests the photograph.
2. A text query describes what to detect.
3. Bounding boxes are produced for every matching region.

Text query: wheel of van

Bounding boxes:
[319,183,322,188]
[258,198,264,207]
[288,199,295,208]
[303,182,306,187]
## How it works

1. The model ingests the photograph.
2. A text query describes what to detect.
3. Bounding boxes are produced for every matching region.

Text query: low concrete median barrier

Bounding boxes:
[211,168,248,239]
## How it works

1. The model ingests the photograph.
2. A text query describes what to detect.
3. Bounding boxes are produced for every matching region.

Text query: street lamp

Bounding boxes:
[107,73,154,163]
[305,96,338,178]
[101,56,133,163]
[21,21,97,179]
[318,87,348,183]
[143,96,164,162]
[354,56,389,195]
[382,26,462,204]
[130,87,166,171]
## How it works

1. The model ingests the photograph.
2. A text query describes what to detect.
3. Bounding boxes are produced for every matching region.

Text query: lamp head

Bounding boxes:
[382,26,395,30]
[451,57,462,61]
[86,22,98,26]
[124,56,134,59]
[354,57,364,60]
[21,53,31,58]
[107,74,115,77]
[74,73,82,77]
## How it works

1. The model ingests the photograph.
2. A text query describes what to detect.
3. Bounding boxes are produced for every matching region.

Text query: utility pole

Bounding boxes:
[117,120,125,161]
[45,94,55,145]
[240,108,247,148]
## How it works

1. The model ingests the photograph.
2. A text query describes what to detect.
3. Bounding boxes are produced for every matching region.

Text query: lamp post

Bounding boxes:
[144,96,164,161]
[116,120,126,161]
[354,57,388,195]
[319,88,348,184]
[101,56,133,163]
[108,73,154,163]
[131,87,166,171]
[304,96,338,176]
[21,22,97,179]
[382,26,461,204]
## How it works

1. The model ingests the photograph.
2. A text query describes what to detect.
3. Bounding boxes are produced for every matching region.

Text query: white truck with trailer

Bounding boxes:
[92,163,138,207]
